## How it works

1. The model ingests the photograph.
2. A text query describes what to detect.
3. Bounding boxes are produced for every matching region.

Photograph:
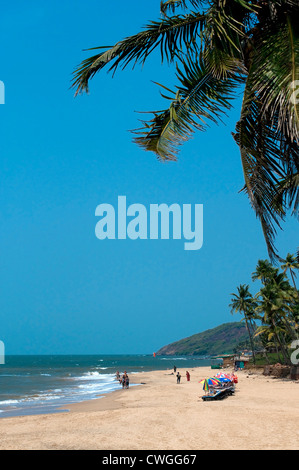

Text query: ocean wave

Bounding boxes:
[160,357,187,361]
[0,391,65,406]
[78,371,116,381]
[0,373,30,377]
[0,399,20,405]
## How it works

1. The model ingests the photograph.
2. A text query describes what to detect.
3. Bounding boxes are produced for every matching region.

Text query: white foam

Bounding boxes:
[78,372,115,381]
[0,369,123,413]
[160,357,187,361]
[0,399,19,405]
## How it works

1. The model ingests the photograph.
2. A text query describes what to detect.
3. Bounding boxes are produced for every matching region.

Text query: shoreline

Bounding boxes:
[0,356,211,419]
[62,376,146,414]
[60,366,179,414]
[0,366,299,450]
[0,367,175,419]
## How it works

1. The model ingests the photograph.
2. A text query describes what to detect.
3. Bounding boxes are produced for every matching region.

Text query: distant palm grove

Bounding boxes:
[230,253,299,366]
[73,0,299,260]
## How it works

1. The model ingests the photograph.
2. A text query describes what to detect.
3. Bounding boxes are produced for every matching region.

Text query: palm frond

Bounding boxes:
[203,0,258,56]
[160,0,206,16]
[273,172,299,219]
[233,90,288,261]
[160,0,257,16]
[248,13,299,142]
[72,12,205,95]
[72,0,299,259]
[132,58,241,160]
[233,9,299,260]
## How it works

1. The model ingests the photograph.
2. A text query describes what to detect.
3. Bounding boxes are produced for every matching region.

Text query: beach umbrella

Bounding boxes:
[199,377,222,390]
[215,372,238,383]
[217,377,232,383]
[215,373,233,380]
[208,377,222,384]
[199,377,221,393]
[201,379,210,392]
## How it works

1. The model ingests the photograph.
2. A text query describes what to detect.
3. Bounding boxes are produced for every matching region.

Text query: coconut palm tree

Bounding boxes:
[253,259,299,360]
[252,259,277,284]
[254,323,284,363]
[255,282,294,364]
[230,284,257,364]
[72,0,299,260]
[281,252,299,289]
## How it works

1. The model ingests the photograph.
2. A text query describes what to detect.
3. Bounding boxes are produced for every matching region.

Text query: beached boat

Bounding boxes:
[201,385,235,401]
[201,387,234,401]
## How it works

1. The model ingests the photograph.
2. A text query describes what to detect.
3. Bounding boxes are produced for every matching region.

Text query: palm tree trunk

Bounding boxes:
[290,270,297,290]
[283,316,298,341]
[244,316,256,364]
[264,350,270,364]
[272,319,291,365]
[275,344,283,364]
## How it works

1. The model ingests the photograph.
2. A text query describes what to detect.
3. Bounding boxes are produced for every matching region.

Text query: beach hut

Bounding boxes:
[217,354,235,368]
[234,356,250,370]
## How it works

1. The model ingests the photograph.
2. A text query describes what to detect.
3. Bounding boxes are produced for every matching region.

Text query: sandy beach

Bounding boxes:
[0,366,298,450]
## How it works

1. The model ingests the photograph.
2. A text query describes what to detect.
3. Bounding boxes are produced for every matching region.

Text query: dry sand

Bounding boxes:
[0,366,298,450]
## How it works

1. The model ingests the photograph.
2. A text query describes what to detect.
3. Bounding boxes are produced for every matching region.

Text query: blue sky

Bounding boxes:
[0,1,297,354]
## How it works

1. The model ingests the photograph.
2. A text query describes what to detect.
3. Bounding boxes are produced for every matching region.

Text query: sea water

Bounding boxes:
[0,355,210,417]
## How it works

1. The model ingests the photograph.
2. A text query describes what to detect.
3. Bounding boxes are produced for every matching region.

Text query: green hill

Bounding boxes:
[156,322,249,356]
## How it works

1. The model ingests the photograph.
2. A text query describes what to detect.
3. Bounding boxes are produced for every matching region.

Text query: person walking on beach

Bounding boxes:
[176,372,181,384]
[120,370,127,389]
[174,365,177,373]
[120,372,130,389]
[121,373,126,389]
[186,371,190,382]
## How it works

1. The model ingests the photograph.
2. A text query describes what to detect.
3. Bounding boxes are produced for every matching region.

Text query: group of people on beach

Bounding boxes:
[174,365,190,384]
[116,371,130,389]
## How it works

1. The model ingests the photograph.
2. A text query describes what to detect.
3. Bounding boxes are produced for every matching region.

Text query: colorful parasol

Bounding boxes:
[215,372,238,383]
[199,377,222,390]
[201,379,210,392]
[215,373,232,379]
